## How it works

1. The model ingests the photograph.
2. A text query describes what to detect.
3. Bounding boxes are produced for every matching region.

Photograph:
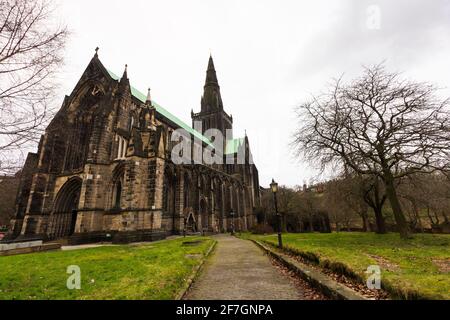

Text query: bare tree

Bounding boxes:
[293,64,450,238]
[277,186,297,232]
[399,173,450,231]
[0,0,67,173]
[343,177,372,232]
[322,178,356,232]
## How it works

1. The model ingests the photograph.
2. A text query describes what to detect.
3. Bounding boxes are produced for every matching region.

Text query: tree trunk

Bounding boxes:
[359,205,370,232]
[427,206,436,226]
[373,206,387,234]
[363,176,386,233]
[361,214,368,232]
[433,210,440,225]
[441,210,449,224]
[383,171,410,239]
[298,219,304,233]
[411,199,424,233]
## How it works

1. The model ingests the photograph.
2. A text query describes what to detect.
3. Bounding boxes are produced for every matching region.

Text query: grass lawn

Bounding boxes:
[0,236,214,300]
[243,232,450,299]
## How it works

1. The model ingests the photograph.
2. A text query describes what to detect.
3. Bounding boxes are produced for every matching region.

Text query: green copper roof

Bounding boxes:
[225,137,245,155]
[107,69,213,147]
[106,68,246,154]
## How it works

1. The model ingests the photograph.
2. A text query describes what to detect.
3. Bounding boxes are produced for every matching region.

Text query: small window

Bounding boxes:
[117,136,128,159]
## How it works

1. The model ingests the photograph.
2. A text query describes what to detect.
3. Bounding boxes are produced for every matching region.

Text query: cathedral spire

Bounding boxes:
[193,55,232,136]
[205,55,219,87]
[200,55,223,112]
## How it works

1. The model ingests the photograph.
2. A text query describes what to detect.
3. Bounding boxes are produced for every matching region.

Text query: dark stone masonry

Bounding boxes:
[5,51,260,244]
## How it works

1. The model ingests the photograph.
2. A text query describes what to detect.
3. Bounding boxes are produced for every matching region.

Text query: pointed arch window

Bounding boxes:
[114,180,122,209]
[163,175,169,213]
[111,179,123,210]
[116,135,128,159]
[184,173,190,208]
[111,167,125,210]
[129,116,135,131]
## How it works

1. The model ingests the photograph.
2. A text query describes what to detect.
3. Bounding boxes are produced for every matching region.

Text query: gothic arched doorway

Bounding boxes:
[48,177,82,239]
[186,211,197,233]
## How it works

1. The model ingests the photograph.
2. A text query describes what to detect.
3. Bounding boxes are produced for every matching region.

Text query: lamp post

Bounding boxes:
[230,210,235,236]
[270,179,282,249]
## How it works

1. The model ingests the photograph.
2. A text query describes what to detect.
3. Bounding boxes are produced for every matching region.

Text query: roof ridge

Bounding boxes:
[107,68,217,147]
[225,137,245,155]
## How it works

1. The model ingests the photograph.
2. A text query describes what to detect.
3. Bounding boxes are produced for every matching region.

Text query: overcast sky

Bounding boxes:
[53,0,450,188]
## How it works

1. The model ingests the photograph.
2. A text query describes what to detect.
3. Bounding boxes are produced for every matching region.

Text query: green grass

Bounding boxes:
[242,232,450,300]
[0,236,214,300]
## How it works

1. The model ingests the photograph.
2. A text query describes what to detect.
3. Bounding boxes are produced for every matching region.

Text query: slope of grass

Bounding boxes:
[0,237,214,300]
[243,232,449,299]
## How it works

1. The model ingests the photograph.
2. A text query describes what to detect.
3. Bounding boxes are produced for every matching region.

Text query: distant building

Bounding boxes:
[302,183,325,194]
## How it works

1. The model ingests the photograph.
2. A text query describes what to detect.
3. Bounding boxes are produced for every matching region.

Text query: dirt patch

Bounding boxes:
[368,254,400,272]
[182,240,205,247]
[185,254,203,259]
[432,259,450,273]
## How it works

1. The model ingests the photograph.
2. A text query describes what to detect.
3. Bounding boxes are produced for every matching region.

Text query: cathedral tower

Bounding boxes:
[191,56,233,138]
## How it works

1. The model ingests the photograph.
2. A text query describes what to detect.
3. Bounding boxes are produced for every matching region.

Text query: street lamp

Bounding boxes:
[230,210,235,236]
[270,179,283,249]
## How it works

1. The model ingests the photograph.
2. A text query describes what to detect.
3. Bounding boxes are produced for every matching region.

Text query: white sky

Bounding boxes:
[53,0,450,188]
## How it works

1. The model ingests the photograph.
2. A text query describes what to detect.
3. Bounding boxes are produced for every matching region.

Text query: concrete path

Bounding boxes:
[61,243,115,251]
[185,235,309,300]
[61,236,183,251]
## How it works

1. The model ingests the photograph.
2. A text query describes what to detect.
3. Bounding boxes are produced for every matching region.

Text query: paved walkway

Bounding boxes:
[61,243,115,251]
[185,235,308,300]
[61,235,183,251]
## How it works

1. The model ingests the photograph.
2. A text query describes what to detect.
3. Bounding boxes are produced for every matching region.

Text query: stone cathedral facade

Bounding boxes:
[6,51,260,244]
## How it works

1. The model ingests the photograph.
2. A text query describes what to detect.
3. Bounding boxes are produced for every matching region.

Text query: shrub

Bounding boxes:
[251,224,274,234]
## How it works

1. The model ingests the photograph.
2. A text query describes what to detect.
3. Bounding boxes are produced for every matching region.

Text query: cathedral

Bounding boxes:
[6,50,260,244]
